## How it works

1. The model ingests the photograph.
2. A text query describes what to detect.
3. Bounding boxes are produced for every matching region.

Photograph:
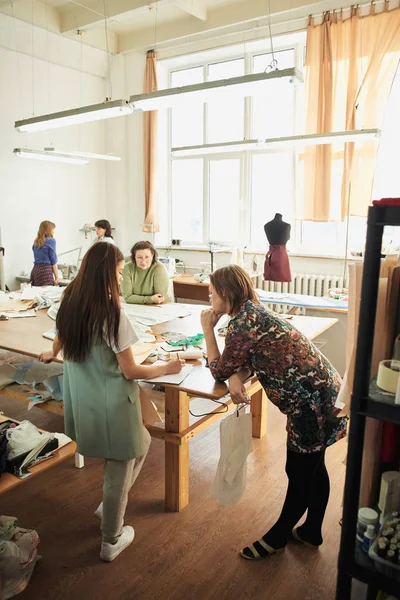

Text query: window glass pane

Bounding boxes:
[252,50,295,139]
[300,221,339,252]
[250,153,293,248]
[170,67,204,147]
[209,159,241,243]
[171,159,203,242]
[207,59,245,143]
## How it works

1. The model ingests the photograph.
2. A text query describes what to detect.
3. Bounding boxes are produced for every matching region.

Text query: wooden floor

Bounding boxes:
[0,395,348,600]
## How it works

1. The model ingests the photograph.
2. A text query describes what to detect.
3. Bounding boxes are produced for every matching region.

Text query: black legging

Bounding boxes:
[264,447,330,549]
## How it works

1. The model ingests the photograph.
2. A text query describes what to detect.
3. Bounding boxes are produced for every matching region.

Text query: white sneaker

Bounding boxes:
[100,526,135,562]
[94,502,103,520]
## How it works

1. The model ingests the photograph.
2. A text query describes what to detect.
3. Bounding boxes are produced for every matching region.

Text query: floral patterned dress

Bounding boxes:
[209,300,347,453]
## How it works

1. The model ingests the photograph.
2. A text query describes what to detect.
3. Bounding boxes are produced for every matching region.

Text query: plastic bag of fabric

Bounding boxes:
[6,421,45,460]
[0,516,40,599]
[212,409,253,506]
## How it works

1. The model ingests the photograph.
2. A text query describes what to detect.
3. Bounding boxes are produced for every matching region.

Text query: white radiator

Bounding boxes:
[255,273,345,314]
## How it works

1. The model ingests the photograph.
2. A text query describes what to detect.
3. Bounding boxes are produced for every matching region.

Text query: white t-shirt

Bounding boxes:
[105,310,138,353]
[100,236,116,245]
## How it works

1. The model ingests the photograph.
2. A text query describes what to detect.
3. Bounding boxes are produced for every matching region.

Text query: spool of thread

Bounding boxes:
[377,360,400,393]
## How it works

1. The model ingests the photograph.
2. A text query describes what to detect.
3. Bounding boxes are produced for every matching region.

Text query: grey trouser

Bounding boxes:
[101,428,151,544]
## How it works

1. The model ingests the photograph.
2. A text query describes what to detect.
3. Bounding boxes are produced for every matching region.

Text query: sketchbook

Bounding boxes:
[139,363,193,385]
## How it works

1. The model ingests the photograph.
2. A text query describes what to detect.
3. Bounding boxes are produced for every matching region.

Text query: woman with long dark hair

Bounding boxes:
[31,220,58,286]
[39,243,184,562]
[200,265,347,561]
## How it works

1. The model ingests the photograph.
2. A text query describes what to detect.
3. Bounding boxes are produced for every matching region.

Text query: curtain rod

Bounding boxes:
[154,0,392,58]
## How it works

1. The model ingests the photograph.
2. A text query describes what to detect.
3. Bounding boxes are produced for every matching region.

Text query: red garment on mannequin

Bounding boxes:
[264,245,292,283]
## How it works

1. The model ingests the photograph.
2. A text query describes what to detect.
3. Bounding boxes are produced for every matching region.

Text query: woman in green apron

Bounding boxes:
[40,243,184,562]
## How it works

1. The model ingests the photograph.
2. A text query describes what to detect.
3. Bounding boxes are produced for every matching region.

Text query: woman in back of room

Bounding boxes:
[94,219,115,244]
[200,265,347,562]
[31,220,58,286]
[121,241,173,305]
[39,243,184,562]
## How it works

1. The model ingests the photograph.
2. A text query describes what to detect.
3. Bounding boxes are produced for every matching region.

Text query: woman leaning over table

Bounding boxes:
[200,265,347,561]
[121,241,173,305]
[31,220,58,286]
[39,243,184,562]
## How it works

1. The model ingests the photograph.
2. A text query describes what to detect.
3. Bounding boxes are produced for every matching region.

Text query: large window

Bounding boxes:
[165,39,400,255]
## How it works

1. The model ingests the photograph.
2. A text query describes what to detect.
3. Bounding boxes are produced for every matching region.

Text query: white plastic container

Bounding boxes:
[356,507,379,542]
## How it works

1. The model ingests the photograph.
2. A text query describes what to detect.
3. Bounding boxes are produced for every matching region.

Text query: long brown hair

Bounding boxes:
[56,243,124,362]
[34,221,55,248]
[209,265,260,316]
[131,241,158,265]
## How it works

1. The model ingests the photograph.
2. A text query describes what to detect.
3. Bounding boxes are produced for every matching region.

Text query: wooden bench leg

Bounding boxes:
[74,452,84,469]
[165,388,189,511]
[250,386,268,439]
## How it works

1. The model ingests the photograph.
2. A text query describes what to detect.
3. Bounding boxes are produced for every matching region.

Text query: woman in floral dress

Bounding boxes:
[200,265,347,561]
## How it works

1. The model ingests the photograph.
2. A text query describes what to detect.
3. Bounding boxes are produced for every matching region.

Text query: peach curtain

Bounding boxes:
[303,4,400,222]
[142,50,159,233]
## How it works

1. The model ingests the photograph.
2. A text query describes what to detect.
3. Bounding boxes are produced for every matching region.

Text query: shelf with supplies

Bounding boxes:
[336,204,400,600]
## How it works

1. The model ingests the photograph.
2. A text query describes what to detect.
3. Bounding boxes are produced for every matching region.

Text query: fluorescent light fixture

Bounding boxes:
[171,129,381,157]
[15,99,133,133]
[172,139,264,156]
[130,68,303,111]
[61,151,121,161]
[264,129,381,148]
[13,148,89,165]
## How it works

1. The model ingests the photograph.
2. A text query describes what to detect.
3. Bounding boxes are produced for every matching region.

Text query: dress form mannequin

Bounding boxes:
[263,213,292,282]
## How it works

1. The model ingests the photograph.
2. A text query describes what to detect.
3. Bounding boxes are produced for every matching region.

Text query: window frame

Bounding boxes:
[165,40,348,255]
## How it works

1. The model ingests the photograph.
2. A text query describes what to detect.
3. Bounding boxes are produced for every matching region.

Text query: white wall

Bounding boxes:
[0,13,109,289]
[105,51,149,257]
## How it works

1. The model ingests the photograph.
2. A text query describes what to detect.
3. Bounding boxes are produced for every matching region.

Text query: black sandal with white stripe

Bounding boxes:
[240,537,285,561]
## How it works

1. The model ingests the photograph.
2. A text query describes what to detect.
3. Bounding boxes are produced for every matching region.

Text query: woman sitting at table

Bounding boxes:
[121,241,173,305]
[39,243,184,562]
[31,220,58,286]
[200,265,347,561]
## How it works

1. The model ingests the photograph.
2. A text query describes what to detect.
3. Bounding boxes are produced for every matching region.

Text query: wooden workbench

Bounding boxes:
[0,415,77,495]
[173,273,260,304]
[0,306,337,511]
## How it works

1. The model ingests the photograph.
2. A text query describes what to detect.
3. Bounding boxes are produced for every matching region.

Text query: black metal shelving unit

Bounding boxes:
[336,205,400,599]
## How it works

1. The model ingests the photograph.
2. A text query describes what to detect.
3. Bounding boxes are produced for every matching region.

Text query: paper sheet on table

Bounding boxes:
[21,286,64,302]
[54,432,72,449]
[255,289,348,310]
[130,320,157,343]
[139,362,193,384]
[0,309,36,318]
[43,329,56,341]
[0,298,34,312]
[122,303,191,326]
[132,342,155,364]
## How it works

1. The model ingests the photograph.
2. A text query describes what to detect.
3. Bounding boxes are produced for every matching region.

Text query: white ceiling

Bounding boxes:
[0,0,360,54]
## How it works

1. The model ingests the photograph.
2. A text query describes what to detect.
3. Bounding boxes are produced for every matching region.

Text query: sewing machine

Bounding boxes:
[158,256,176,278]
